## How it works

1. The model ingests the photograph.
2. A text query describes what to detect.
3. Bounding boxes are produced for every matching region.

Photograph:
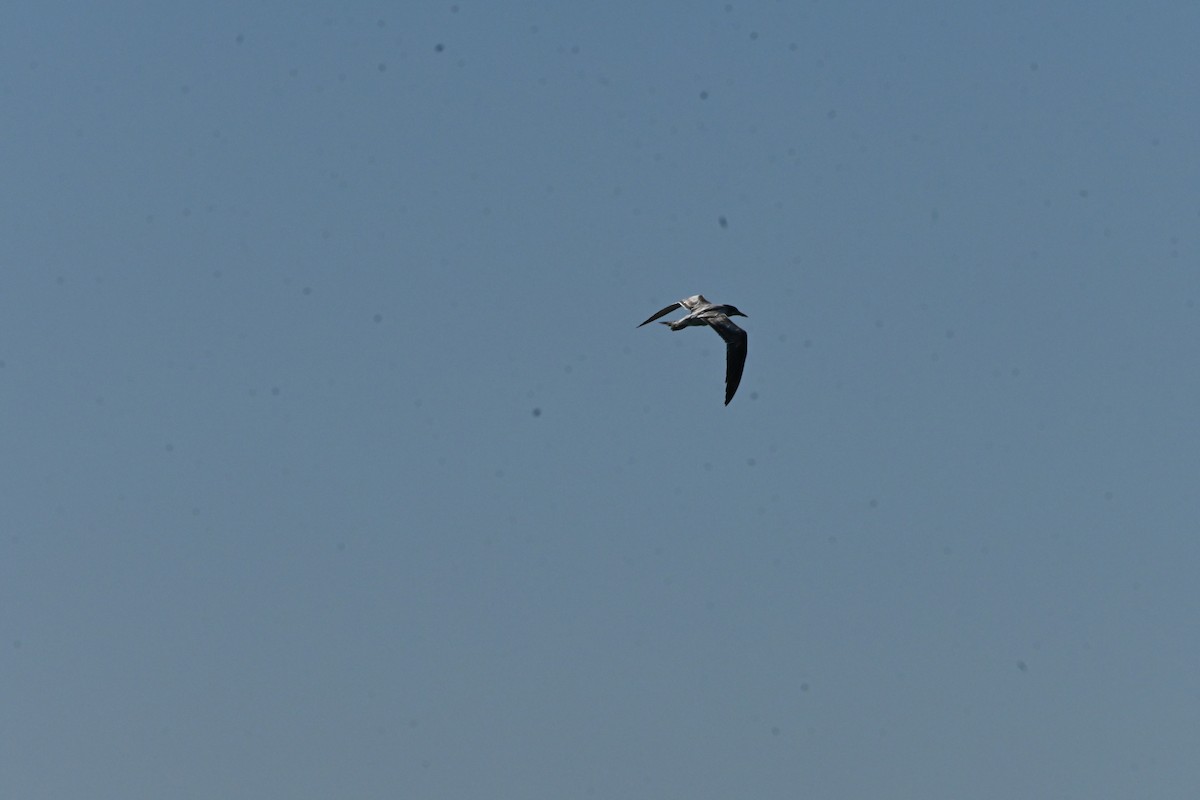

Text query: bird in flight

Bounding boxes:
[637,294,749,405]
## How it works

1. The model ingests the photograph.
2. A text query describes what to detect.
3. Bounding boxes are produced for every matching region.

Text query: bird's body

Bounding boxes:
[637,294,748,405]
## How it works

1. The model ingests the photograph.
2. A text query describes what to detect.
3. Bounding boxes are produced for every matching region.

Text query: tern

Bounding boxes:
[637,294,749,405]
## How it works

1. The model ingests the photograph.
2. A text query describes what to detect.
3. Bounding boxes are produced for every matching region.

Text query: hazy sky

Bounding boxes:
[4,3,1199,798]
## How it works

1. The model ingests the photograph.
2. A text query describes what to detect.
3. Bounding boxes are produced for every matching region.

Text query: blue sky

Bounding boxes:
[3,2,1199,797]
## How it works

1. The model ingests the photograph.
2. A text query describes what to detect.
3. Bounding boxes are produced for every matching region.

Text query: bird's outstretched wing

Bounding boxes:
[708,315,748,405]
[636,294,708,327]
[637,302,681,327]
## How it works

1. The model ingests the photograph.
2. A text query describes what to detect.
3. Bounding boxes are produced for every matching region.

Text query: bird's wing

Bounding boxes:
[708,315,748,405]
[637,295,708,327]
[637,301,682,327]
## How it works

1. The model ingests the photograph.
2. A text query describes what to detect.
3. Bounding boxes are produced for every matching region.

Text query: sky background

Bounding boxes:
[3,2,1199,798]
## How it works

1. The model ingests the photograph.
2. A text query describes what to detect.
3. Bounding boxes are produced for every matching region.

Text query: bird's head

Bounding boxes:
[725,305,748,318]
